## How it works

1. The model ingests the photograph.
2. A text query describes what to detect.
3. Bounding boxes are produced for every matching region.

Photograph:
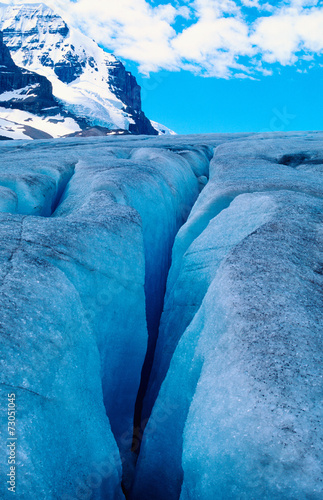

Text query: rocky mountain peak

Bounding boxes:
[0,2,158,135]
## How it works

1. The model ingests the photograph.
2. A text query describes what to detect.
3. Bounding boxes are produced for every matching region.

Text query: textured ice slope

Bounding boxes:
[0,134,224,499]
[133,132,323,500]
[0,132,322,500]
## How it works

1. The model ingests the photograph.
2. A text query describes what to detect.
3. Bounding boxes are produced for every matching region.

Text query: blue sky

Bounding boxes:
[131,62,323,134]
[4,0,323,133]
[125,0,323,133]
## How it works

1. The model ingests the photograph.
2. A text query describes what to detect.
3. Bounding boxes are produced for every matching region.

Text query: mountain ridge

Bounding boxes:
[0,2,159,138]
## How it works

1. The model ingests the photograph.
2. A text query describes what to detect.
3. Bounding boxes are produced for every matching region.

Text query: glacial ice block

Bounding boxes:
[133,134,323,500]
[1,132,322,499]
[0,134,216,499]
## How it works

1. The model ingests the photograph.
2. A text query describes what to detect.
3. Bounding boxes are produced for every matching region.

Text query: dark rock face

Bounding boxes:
[129,110,158,135]
[54,56,84,84]
[107,60,157,135]
[0,31,58,114]
[0,31,16,69]
[38,50,84,85]
[107,61,142,111]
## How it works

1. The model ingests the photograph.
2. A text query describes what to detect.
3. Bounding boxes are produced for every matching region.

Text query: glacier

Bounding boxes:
[0,133,220,499]
[132,133,323,500]
[0,131,322,499]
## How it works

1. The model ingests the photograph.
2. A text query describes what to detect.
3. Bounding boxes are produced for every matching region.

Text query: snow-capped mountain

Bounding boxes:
[0,2,158,137]
[0,29,83,139]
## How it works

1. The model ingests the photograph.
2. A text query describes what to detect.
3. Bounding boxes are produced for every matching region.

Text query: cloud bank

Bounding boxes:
[1,0,323,78]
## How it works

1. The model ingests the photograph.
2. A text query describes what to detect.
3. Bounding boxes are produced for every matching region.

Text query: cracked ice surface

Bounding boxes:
[0,134,224,499]
[0,132,322,499]
[133,132,323,500]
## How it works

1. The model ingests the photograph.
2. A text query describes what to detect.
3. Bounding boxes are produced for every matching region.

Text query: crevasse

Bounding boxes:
[0,134,217,500]
[0,133,322,500]
[131,134,323,500]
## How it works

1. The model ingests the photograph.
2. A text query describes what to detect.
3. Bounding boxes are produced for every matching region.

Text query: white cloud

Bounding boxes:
[1,0,323,77]
[252,8,323,65]
[57,0,182,73]
[172,17,253,77]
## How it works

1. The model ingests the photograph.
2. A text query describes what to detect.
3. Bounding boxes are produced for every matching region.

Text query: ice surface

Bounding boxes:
[0,132,322,499]
[0,133,223,499]
[132,132,323,499]
[0,142,148,499]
